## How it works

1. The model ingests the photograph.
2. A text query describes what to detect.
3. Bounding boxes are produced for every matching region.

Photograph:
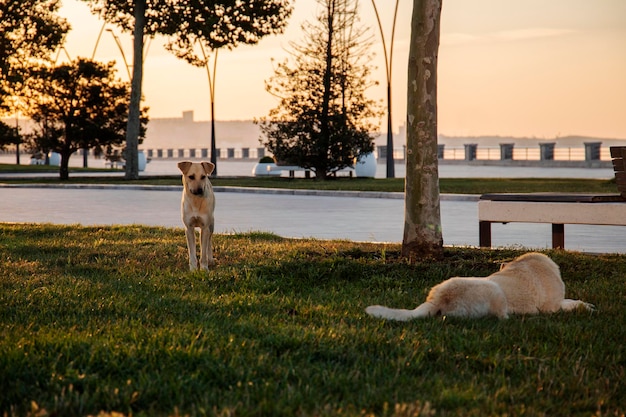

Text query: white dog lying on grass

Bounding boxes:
[366,252,594,320]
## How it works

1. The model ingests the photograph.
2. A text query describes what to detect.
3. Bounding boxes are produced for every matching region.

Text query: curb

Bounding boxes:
[0,182,480,201]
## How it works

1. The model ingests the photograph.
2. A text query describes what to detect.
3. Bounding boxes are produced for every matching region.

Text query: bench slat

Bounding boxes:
[479,193,624,203]
[478,200,626,226]
[478,146,626,249]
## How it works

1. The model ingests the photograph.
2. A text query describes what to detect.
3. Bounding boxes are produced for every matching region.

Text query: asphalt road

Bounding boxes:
[1,185,624,253]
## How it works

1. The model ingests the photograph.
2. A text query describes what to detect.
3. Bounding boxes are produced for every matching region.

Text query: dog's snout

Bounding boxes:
[191,188,204,196]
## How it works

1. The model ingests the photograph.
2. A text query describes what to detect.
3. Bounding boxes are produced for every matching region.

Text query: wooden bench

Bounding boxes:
[478,146,626,249]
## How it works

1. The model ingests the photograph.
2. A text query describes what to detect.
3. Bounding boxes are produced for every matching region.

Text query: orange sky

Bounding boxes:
[59,0,626,139]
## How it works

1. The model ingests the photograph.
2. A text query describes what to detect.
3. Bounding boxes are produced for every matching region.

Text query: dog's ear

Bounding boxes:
[178,161,193,174]
[201,161,215,175]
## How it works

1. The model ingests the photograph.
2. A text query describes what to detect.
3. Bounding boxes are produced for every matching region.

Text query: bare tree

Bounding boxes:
[402,0,443,260]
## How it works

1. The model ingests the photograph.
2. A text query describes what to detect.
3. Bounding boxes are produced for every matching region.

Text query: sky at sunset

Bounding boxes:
[58,0,626,139]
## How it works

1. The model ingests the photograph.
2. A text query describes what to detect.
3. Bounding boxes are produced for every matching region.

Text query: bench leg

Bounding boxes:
[552,223,565,249]
[479,221,492,248]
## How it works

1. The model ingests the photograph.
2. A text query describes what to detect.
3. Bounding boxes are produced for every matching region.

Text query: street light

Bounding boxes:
[106,28,132,81]
[93,24,151,73]
[371,0,400,178]
[12,97,21,165]
[53,45,72,64]
[91,22,107,60]
[199,42,219,176]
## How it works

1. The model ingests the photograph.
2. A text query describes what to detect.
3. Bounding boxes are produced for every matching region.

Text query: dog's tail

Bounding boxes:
[365,302,438,321]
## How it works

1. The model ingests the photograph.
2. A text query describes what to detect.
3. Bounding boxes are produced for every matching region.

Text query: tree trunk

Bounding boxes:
[59,150,71,181]
[83,146,88,167]
[401,0,443,261]
[124,0,146,180]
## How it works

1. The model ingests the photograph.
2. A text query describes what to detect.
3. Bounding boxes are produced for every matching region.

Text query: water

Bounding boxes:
[0,154,616,179]
[146,158,616,179]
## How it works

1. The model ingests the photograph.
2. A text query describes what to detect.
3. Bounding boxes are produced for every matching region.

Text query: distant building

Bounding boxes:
[143,111,263,151]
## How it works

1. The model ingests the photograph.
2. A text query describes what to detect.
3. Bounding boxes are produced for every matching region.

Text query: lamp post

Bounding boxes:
[371,0,400,178]
[13,100,20,165]
[106,29,132,81]
[92,25,151,173]
[91,22,107,60]
[199,42,219,176]
[53,45,72,63]
[93,23,152,68]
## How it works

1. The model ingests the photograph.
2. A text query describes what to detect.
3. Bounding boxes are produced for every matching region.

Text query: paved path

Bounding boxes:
[1,185,624,253]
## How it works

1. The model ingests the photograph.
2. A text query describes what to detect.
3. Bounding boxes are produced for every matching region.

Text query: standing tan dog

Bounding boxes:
[178,161,216,271]
[366,253,594,320]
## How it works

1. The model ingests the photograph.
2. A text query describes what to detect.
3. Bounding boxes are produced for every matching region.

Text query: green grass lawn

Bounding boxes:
[1,224,624,416]
[0,162,620,194]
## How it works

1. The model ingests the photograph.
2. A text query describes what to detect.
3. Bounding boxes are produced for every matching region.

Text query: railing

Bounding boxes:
[1,144,617,163]
[439,147,597,161]
[142,147,267,160]
[376,142,614,163]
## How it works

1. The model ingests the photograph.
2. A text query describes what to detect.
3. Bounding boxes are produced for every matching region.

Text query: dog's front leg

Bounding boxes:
[199,225,214,270]
[185,226,198,271]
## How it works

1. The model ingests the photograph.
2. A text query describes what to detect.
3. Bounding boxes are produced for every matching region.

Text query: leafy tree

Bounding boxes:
[82,0,293,179]
[0,0,69,112]
[0,0,68,163]
[259,0,381,180]
[0,121,20,149]
[23,58,148,180]
[402,0,443,260]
